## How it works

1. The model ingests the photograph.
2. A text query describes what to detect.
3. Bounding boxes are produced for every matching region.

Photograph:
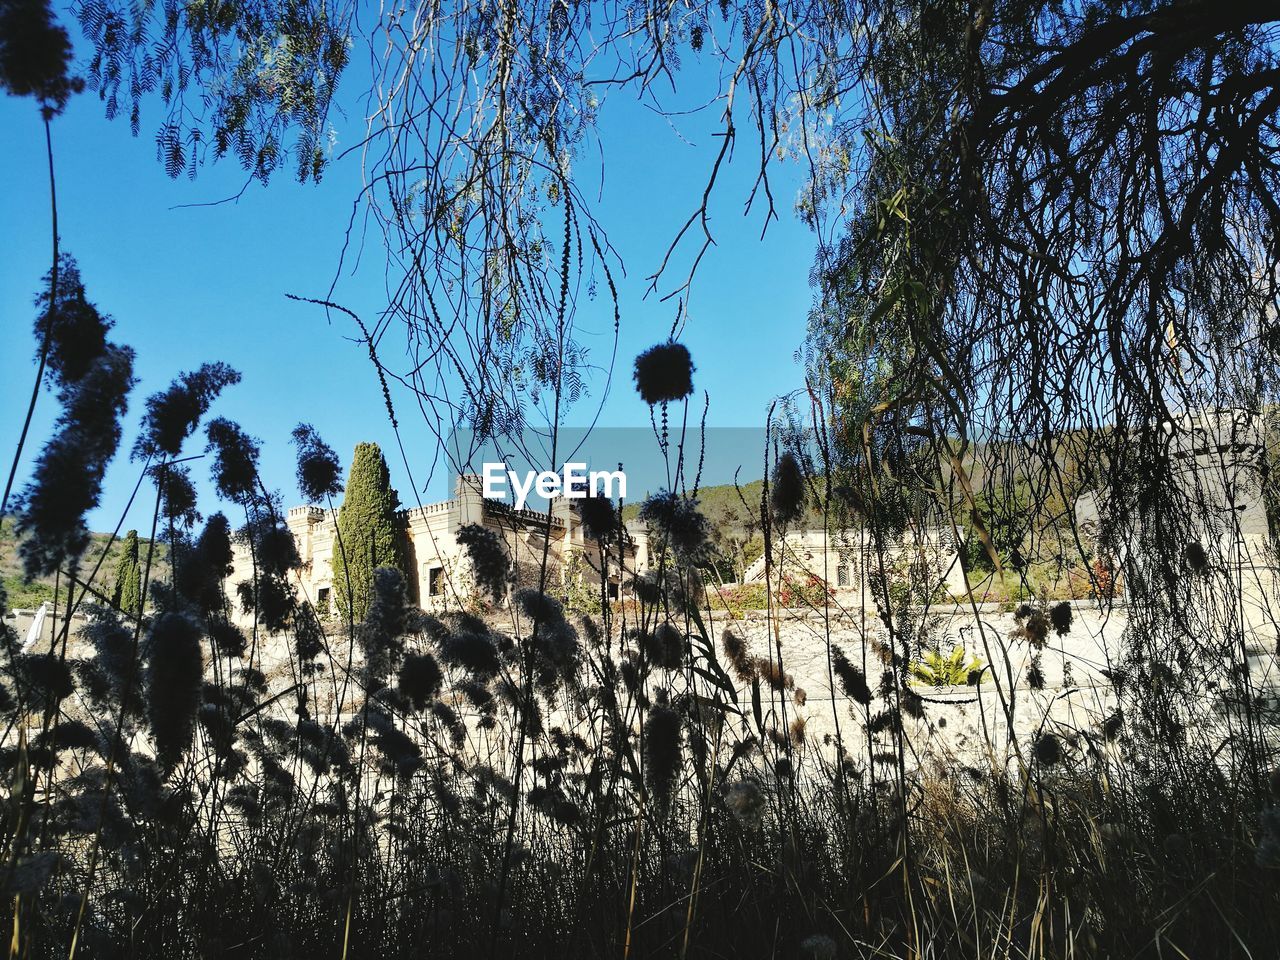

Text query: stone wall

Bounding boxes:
[694,597,1280,767]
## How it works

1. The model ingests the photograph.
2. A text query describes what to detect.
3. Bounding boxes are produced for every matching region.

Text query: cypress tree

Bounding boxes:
[112,529,142,617]
[331,442,406,622]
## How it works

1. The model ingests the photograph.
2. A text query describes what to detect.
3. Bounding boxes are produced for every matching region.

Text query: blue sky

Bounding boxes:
[0,51,818,534]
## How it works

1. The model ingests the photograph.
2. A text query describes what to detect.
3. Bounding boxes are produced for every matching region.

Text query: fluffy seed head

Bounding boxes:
[293,605,326,671]
[37,256,108,385]
[436,614,501,677]
[256,522,300,577]
[1033,732,1062,766]
[208,616,247,658]
[16,345,134,578]
[643,623,685,670]
[146,613,204,774]
[135,363,241,459]
[800,934,838,960]
[832,646,872,705]
[159,465,201,530]
[576,493,617,541]
[1021,611,1049,648]
[721,628,756,682]
[1049,601,1073,636]
[291,423,344,502]
[359,567,411,679]
[516,587,567,626]
[0,0,84,111]
[399,653,443,711]
[633,341,695,405]
[770,451,806,526]
[643,704,683,806]
[181,513,235,615]
[638,490,709,564]
[16,654,75,711]
[205,418,261,504]
[724,779,765,828]
[756,656,793,692]
[1028,654,1045,690]
[458,524,510,600]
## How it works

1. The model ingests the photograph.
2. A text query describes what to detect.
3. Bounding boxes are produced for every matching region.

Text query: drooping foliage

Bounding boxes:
[802,0,1280,766]
[75,0,350,182]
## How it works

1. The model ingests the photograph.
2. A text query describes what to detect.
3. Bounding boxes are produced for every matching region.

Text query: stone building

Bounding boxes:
[740,526,969,603]
[231,475,648,619]
[1074,407,1273,557]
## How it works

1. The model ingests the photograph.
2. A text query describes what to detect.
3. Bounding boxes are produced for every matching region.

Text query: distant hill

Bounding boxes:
[1,516,164,613]
[621,477,841,581]
[623,477,763,529]
[622,476,832,533]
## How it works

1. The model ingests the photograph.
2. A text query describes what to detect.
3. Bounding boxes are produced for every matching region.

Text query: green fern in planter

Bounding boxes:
[910,645,985,687]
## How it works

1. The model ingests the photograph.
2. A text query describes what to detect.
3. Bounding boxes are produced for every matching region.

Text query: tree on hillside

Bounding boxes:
[331,443,405,622]
[111,529,141,616]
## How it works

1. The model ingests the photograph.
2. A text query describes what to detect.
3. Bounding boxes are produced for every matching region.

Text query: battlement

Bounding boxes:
[287,505,329,523]
[400,499,456,521]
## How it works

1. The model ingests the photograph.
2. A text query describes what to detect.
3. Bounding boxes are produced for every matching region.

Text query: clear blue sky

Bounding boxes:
[0,50,818,533]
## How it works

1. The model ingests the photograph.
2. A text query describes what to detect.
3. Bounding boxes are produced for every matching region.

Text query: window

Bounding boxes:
[317,586,331,610]
[837,552,853,587]
[607,581,619,600]
[428,565,446,597]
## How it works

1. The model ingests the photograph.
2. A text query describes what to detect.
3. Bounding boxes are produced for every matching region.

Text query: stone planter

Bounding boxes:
[913,683,985,706]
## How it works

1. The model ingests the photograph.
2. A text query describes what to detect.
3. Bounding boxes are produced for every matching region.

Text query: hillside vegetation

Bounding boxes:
[1,516,164,612]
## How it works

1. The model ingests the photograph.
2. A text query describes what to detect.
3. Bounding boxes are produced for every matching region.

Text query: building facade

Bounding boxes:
[231,475,648,619]
[740,526,969,603]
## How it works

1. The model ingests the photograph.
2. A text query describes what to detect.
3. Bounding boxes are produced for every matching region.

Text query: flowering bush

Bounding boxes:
[707,574,831,613]
[776,573,832,608]
[1092,554,1122,599]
